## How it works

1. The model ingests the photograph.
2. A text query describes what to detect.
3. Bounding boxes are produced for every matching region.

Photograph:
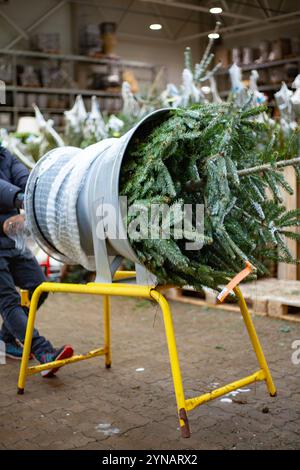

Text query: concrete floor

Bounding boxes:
[0,292,299,450]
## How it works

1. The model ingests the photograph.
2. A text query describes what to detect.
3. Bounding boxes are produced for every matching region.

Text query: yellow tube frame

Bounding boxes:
[17,274,276,438]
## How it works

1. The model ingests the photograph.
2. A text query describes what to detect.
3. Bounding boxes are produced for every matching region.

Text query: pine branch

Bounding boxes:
[237,157,300,176]
[185,157,300,192]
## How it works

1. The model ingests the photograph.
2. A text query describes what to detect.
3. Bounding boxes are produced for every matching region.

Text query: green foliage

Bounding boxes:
[120,102,300,290]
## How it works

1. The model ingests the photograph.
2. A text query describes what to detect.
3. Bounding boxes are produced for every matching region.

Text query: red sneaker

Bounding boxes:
[36,345,74,378]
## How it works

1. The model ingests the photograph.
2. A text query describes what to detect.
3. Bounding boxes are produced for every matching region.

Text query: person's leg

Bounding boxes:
[10,253,48,309]
[0,256,54,357]
[0,258,26,359]
[0,324,24,360]
[0,258,16,344]
[0,257,20,346]
[0,322,15,344]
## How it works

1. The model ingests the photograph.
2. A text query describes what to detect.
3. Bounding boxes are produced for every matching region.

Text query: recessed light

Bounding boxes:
[208,32,220,39]
[209,7,223,14]
[149,23,162,30]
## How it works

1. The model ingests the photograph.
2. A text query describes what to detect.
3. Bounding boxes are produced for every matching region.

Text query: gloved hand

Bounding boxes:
[3,214,25,238]
[14,192,25,209]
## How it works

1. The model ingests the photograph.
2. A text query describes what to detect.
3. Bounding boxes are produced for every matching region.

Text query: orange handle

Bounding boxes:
[217,261,254,303]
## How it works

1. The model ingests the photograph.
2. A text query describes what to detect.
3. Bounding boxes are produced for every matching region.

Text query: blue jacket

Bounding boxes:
[0,146,29,251]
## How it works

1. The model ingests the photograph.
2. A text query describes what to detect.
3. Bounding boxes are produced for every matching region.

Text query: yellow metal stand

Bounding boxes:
[17,273,276,438]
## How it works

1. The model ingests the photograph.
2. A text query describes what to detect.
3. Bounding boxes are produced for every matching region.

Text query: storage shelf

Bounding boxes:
[217,56,300,76]
[215,56,300,105]
[219,82,294,98]
[0,49,156,130]
[0,107,70,114]
[0,125,16,131]
[6,107,66,113]
[0,124,65,132]
[0,48,155,69]
[5,85,121,97]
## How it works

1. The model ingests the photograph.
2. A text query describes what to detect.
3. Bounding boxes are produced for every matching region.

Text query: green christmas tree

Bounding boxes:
[120,101,300,290]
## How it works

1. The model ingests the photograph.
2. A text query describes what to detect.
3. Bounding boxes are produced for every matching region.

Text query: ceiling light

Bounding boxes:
[149,23,162,30]
[208,32,220,39]
[210,7,223,14]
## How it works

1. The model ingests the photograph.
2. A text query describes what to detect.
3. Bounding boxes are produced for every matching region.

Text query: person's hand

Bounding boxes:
[3,214,25,238]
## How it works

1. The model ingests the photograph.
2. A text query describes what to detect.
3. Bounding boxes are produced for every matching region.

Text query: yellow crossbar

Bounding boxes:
[185,369,266,411]
[113,270,136,280]
[27,348,106,376]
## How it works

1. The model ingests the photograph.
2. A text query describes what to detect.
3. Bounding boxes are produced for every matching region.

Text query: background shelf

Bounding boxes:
[0,49,157,131]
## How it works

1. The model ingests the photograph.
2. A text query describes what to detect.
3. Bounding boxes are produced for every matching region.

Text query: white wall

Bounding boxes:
[218,22,300,51]
[70,1,203,85]
[0,0,72,52]
[116,40,202,85]
[0,0,204,86]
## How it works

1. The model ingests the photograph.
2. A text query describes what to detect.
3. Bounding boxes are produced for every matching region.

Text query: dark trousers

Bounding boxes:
[0,252,53,356]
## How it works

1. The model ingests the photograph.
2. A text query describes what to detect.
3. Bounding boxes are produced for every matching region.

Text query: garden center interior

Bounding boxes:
[0,0,300,452]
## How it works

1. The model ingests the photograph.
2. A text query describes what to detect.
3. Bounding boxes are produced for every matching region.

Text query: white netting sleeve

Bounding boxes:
[45,144,103,270]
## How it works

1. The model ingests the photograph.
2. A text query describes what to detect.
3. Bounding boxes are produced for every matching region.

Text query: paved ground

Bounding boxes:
[0,291,300,450]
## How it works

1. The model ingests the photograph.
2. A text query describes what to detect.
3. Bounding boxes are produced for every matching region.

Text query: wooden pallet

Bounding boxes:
[165,278,300,322]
